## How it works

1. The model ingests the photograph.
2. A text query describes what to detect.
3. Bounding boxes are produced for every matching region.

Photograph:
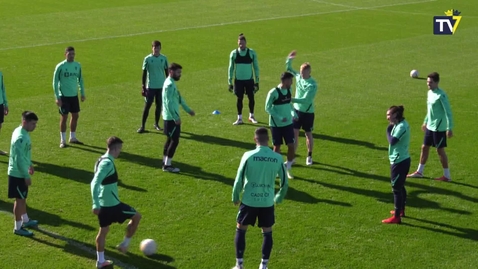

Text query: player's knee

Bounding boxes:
[99,226,109,236]
[436,148,446,155]
[421,144,430,151]
[262,227,272,233]
[133,212,142,222]
[71,113,79,120]
[236,223,248,231]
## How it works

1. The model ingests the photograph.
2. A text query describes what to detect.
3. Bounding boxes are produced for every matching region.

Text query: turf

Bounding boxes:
[0,0,477,268]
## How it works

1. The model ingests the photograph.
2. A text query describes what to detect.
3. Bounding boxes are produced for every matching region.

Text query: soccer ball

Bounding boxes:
[140,239,157,256]
[410,69,419,78]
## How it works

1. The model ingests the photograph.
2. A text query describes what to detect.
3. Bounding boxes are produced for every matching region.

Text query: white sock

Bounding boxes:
[236,258,243,265]
[122,237,131,247]
[417,164,425,174]
[165,157,172,166]
[163,156,167,163]
[14,220,23,230]
[60,132,66,142]
[261,259,269,265]
[22,213,29,223]
[286,161,292,170]
[97,251,105,263]
[249,113,254,118]
[238,114,242,120]
[70,132,76,139]
[444,168,451,179]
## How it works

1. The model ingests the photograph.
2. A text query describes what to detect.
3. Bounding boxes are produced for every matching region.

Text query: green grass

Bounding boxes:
[1,0,477,268]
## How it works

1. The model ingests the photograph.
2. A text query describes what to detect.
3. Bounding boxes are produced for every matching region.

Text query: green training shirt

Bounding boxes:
[265,86,298,127]
[232,146,289,207]
[142,54,169,89]
[90,154,121,209]
[388,120,411,164]
[52,60,85,99]
[0,71,8,107]
[228,48,259,84]
[8,126,33,179]
[286,58,318,113]
[424,88,454,132]
[162,77,192,121]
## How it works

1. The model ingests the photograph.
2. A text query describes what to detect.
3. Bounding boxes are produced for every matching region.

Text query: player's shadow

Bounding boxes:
[181,131,255,151]
[30,228,176,268]
[298,131,388,151]
[282,182,352,206]
[32,160,147,192]
[0,200,95,231]
[402,216,478,241]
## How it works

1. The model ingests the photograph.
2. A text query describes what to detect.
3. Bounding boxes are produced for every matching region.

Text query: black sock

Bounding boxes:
[235,228,246,259]
[308,151,312,157]
[167,139,179,160]
[141,102,153,127]
[155,104,161,126]
[247,94,255,114]
[262,231,273,260]
[237,98,243,115]
[393,190,403,217]
[402,186,407,212]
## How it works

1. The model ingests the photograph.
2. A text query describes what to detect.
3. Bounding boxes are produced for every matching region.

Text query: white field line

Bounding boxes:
[0,0,436,52]
[0,209,138,269]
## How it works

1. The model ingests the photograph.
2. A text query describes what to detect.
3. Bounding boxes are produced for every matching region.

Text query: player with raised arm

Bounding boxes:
[232,127,289,269]
[228,33,260,125]
[91,136,142,268]
[137,40,169,133]
[8,111,39,236]
[286,50,318,165]
[407,72,454,181]
[0,70,9,155]
[52,46,85,148]
[161,63,195,173]
[383,106,411,224]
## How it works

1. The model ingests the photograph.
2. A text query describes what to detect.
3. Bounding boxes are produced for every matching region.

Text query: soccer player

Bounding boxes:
[91,136,142,269]
[228,33,260,125]
[232,127,289,269]
[286,50,318,166]
[52,46,85,148]
[382,105,410,224]
[0,70,9,155]
[407,72,454,181]
[162,63,195,173]
[137,40,169,133]
[265,72,298,179]
[8,111,39,236]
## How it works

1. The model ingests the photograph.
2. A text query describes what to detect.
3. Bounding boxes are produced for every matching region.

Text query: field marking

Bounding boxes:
[0,0,437,52]
[0,209,138,269]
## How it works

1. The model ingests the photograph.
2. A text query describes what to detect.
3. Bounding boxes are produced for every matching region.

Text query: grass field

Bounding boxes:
[1,0,477,268]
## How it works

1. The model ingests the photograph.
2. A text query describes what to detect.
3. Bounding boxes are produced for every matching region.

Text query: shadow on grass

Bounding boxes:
[0,200,95,231]
[298,131,388,151]
[181,131,255,150]
[30,227,176,269]
[283,183,352,206]
[402,216,478,242]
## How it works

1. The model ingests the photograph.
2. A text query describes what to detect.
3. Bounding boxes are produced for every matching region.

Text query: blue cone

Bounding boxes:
[212,110,220,115]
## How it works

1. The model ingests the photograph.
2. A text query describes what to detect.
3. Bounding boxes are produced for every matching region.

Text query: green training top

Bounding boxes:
[162,77,192,121]
[286,58,318,113]
[0,71,8,107]
[388,120,411,164]
[232,145,289,207]
[142,54,169,89]
[8,126,33,179]
[424,88,454,132]
[228,48,259,84]
[52,60,85,99]
[265,86,298,127]
[91,154,121,209]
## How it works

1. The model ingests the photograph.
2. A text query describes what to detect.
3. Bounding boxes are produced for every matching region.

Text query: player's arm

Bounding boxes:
[14,138,30,179]
[1,73,7,107]
[232,154,248,203]
[52,64,62,100]
[179,94,192,114]
[251,50,259,83]
[228,50,236,85]
[440,94,454,131]
[90,160,111,210]
[274,162,289,204]
[78,65,85,97]
[265,90,282,119]
[164,57,169,78]
[290,102,298,120]
[386,124,402,146]
[285,57,298,76]
[164,85,180,121]
[292,83,317,104]
[142,57,148,87]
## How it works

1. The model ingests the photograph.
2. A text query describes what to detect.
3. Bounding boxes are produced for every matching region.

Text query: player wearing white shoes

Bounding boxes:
[228,33,260,125]
[91,137,142,268]
[286,50,318,166]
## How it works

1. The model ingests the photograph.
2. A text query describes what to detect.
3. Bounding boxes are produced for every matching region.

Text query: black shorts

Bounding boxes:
[145,88,162,104]
[234,79,255,97]
[271,124,295,146]
[8,175,28,199]
[390,157,411,190]
[424,129,447,148]
[98,202,137,228]
[164,120,181,140]
[0,104,4,124]
[59,96,80,115]
[293,110,315,132]
[236,203,275,228]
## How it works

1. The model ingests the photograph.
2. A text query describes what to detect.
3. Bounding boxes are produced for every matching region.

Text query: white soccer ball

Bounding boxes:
[140,239,157,256]
[410,69,419,78]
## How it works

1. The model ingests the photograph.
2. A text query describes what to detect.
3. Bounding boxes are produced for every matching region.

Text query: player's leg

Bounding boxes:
[303,112,315,166]
[116,203,142,253]
[234,203,256,269]
[383,158,410,224]
[8,176,33,236]
[96,208,113,268]
[233,80,245,125]
[434,132,450,181]
[284,125,296,179]
[270,127,282,154]
[245,80,257,123]
[138,89,154,133]
[154,89,163,131]
[408,129,432,177]
[68,96,83,144]
[0,106,5,155]
[163,121,181,173]
[258,206,275,269]
[59,97,69,148]
[292,110,301,160]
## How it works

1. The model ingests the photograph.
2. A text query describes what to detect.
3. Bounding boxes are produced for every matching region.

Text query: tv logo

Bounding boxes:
[434,9,462,35]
